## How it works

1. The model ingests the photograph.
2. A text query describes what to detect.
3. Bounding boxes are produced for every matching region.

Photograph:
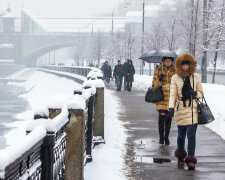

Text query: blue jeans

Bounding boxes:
[177,124,198,156]
[123,76,127,90]
[115,75,123,91]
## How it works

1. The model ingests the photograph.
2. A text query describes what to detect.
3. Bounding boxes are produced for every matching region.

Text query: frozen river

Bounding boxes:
[0,64,28,149]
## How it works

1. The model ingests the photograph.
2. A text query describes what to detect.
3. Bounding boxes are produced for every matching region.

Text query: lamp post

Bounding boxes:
[140,0,145,75]
[202,0,208,83]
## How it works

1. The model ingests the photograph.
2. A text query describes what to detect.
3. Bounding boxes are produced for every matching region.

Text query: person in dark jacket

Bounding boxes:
[126,60,135,92]
[113,60,124,91]
[101,61,112,83]
[123,59,129,90]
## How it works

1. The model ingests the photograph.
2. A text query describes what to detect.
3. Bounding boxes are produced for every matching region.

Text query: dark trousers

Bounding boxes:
[115,75,123,91]
[127,81,132,92]
[123,76,127,90]
[158,115,172,143]
[177,124,198,156]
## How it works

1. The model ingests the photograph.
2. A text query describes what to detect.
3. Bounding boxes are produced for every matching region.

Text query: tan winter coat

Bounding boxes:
[152,64,176,111]
[169,53,203,126]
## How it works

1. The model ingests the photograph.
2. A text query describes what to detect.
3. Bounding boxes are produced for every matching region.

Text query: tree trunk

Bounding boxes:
[193,0,200,57]
[212,48,218,84]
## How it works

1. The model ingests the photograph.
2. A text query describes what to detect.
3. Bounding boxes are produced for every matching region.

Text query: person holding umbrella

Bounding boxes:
[152,56,176,145]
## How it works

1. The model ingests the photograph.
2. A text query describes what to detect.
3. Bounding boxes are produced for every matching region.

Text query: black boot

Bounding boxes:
[165,116,172,145]
[158,115,165,145]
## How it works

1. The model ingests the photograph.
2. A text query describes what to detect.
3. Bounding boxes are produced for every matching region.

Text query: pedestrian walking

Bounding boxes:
[169,53,203,170]
[152,57,176,145]
[126,60,135,92]
[113,60,124,91]
[101,61,112,83]
[123,59,129,90]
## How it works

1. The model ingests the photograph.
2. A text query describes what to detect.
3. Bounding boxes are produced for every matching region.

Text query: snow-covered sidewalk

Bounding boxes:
[84,89,127,180]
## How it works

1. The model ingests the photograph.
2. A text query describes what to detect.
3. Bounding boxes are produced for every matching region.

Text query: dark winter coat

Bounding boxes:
[113,64,124,77]
[126,64,135,82]
[123,62,128,76]
[101,64,112,79]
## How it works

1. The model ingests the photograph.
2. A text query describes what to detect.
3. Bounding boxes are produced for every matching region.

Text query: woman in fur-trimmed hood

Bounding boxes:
[169,53,203,170]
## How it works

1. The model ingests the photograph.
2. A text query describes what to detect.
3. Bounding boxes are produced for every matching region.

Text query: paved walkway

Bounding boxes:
[112,87,225,180]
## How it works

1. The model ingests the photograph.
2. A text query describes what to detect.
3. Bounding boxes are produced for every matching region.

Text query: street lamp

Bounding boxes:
[140,0,145,75]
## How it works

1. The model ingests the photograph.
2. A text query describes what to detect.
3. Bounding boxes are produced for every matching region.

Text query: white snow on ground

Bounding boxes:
[133,74,153,91]
[132,73,225,140]
[203,84,225,140]
[84,89,127,180]
[5,68,82,146]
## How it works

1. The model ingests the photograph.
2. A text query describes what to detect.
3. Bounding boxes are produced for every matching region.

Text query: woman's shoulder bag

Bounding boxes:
[145,86,164,103]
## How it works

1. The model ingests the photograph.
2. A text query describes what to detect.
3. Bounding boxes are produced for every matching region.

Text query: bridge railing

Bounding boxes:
[39,65,102,77]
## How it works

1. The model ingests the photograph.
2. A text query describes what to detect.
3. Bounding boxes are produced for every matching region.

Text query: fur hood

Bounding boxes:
[175,53,196,77]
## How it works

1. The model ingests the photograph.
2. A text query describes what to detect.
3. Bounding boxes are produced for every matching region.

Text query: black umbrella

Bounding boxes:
[139,50,178,63]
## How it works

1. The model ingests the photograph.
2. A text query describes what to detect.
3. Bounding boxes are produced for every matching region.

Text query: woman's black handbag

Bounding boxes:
[145,87,164,103]
[197,96,215,125]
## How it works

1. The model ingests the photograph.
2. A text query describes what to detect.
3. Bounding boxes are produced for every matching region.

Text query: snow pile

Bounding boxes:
[26,107,69,132]
[84,89,127,180]
[87,69,103,80]
[33,106,49,117]
[203,84,225,140]
[133,74,153,91]
[47,94,86,110]
[0,126,46,175]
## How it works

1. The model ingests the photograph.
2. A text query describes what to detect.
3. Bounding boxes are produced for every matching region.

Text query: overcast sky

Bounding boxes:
[3,0,120,17]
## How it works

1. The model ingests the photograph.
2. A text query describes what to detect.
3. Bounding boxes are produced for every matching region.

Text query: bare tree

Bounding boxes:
[125,24,136,59]
[73,33,87,66]
[94,32,104,65]
[211,0,225,83]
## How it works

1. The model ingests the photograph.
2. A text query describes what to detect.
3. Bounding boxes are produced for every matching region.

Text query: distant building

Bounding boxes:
[125,5,160,36]
[117,0,159,16]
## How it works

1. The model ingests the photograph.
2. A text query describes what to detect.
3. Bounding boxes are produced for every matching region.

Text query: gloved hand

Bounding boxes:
[190,90,197,98]
[169,108,174,117]
[159,74,165,82]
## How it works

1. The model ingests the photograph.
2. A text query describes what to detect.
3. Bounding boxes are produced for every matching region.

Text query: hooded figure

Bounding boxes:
[152,56,176,145]
[169,53,203,170]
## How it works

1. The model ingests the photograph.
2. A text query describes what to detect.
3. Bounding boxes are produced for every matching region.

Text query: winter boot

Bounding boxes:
[158,115,165,145]
[175,149,187,168]
[185,156,197,170]
[164,116,172,145]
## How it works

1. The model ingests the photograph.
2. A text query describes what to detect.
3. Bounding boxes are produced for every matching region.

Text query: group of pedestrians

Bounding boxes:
[101,53,203,170]
[101,59,135,92]
[152,53,203,170]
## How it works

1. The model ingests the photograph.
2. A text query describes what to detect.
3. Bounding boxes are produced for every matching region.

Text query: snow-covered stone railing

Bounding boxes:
[37,66,104,180]
[0,126,46,179]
